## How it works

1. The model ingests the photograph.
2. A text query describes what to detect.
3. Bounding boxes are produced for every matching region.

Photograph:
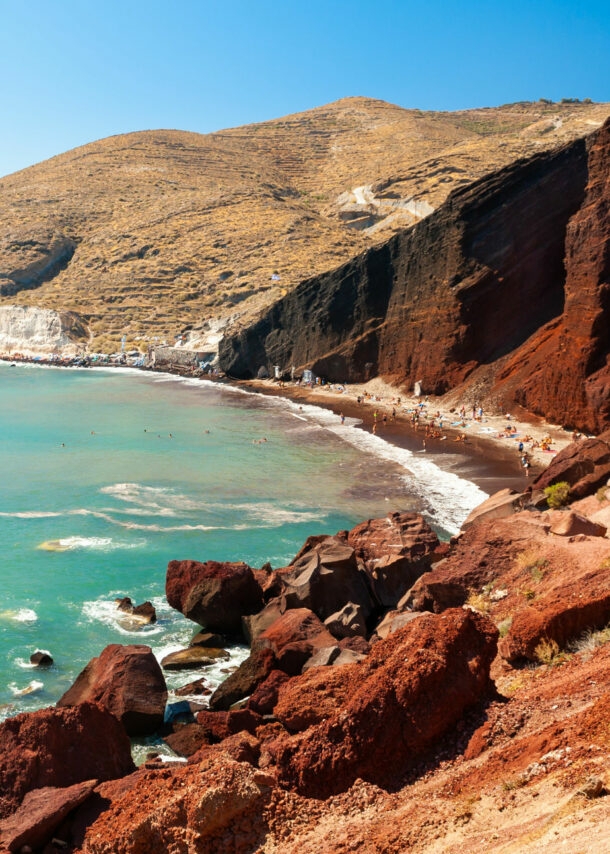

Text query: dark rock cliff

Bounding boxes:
[377,139,588,392]
[494,118,610,432]
[220,121,610,433]
[219,135,590,393]
[219,244,395,382]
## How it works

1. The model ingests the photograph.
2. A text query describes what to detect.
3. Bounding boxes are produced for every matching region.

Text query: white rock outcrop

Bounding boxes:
[0,306,83,357]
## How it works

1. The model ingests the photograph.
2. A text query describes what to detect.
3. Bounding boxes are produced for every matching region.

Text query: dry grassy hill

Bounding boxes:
[1,97,609,353]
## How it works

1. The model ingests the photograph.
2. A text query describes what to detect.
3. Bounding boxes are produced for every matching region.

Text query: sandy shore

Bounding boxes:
[239,376,580,494]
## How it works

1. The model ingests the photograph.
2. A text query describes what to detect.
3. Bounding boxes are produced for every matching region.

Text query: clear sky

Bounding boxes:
[1,0,609,178]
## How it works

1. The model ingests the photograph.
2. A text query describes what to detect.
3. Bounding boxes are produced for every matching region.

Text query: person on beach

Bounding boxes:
[340,412,345,424]
[372,423,377,435]
[521,454,530,476]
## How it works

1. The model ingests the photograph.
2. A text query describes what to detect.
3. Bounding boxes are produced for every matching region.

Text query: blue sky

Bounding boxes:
[0,0,608,177]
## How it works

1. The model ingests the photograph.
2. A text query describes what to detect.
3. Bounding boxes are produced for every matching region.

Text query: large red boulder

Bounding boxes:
[0,779,96,852]
[81,755,275,854]
[273,663,360,733]
[57,644,167,736]
[347,512,440,607]
[166,559,264,635]
[255,607,336,661]
[278,537,374,621]
[208,647,277,711]
[264,608,498,797]
[0,703,134,819]
[532,434,610,500]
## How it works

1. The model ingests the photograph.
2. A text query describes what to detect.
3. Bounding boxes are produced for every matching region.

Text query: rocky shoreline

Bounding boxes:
[2,430,610,851]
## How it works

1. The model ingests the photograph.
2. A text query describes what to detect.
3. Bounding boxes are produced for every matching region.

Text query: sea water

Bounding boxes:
[0,362,487,723]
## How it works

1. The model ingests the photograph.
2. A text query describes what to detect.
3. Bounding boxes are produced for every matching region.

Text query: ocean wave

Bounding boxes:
[15,653,52,669]
[223,503,323,525]
[323,424,487,534]
[0,510,63,518]
[37,535,147,552]
[9,680,44,697]
[206,384,488,529]
[81,597,163,636]
[100,483,205,512]
[159,641,250,696]
[0,608,38,623]
[224,386,486,533]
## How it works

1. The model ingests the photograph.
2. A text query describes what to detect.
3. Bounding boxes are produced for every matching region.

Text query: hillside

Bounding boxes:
[1,97,609,353]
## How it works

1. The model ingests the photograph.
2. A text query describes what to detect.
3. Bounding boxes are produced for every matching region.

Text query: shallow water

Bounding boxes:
[0,363,487,720]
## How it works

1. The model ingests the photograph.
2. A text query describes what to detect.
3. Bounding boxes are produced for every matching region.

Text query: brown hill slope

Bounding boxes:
[1,97,609,352]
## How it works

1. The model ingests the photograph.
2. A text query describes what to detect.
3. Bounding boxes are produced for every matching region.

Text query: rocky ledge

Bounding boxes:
[2,437,610,852]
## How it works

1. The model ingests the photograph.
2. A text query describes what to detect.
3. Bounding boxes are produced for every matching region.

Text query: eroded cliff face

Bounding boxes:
[221,120,610,433]
[494,118,610,432]
[219,245,395,382]
[220,136,589,390]
[0,306,87,356]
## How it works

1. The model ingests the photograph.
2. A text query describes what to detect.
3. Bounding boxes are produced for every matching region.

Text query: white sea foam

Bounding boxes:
[0,608,38,623]
[158,640,250,698]
[100,483,204,513]
[9,679,44,697]
[91,489,324,531]
[325,424,487,534]
[0,510,63,518]
[37,535,147,552]
[81,597,163,636]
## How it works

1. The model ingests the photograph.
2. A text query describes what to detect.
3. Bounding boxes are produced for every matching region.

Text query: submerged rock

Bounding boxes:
[161,646,230,670]
[29,649,53,667]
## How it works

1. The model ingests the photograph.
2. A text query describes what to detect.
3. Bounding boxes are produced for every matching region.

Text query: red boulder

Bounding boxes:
[208,647,277,711]
[265,608,498,797]
[57,644,167,736]
[166,559,264,635]
[0,703,134,819]
[279,537,374,621]
[0,779,96,852]
[348,512,440,607]
[532,434,610,500]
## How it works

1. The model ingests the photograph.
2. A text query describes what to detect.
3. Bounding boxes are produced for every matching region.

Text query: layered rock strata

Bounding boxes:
[220,117,610,433]
[219,138,588,391]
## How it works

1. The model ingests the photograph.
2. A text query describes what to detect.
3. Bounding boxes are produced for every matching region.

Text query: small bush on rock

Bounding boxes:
[544,481,570,509]
[534,637,560,664]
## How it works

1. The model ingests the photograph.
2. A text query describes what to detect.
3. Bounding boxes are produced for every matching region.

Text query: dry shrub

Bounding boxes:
[534,637,560,665]
[465,591,490,615]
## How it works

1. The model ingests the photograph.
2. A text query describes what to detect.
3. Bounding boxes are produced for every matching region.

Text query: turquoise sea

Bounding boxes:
[0,362,487,723]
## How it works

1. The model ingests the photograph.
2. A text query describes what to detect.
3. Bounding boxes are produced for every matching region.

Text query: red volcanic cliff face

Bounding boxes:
[495,119,610,432]
[376,140,589,393]
[220,119,609,433]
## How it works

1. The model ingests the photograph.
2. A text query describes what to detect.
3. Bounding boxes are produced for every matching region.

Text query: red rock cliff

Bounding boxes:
[495,117,610,432]
[220,119,610,433]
